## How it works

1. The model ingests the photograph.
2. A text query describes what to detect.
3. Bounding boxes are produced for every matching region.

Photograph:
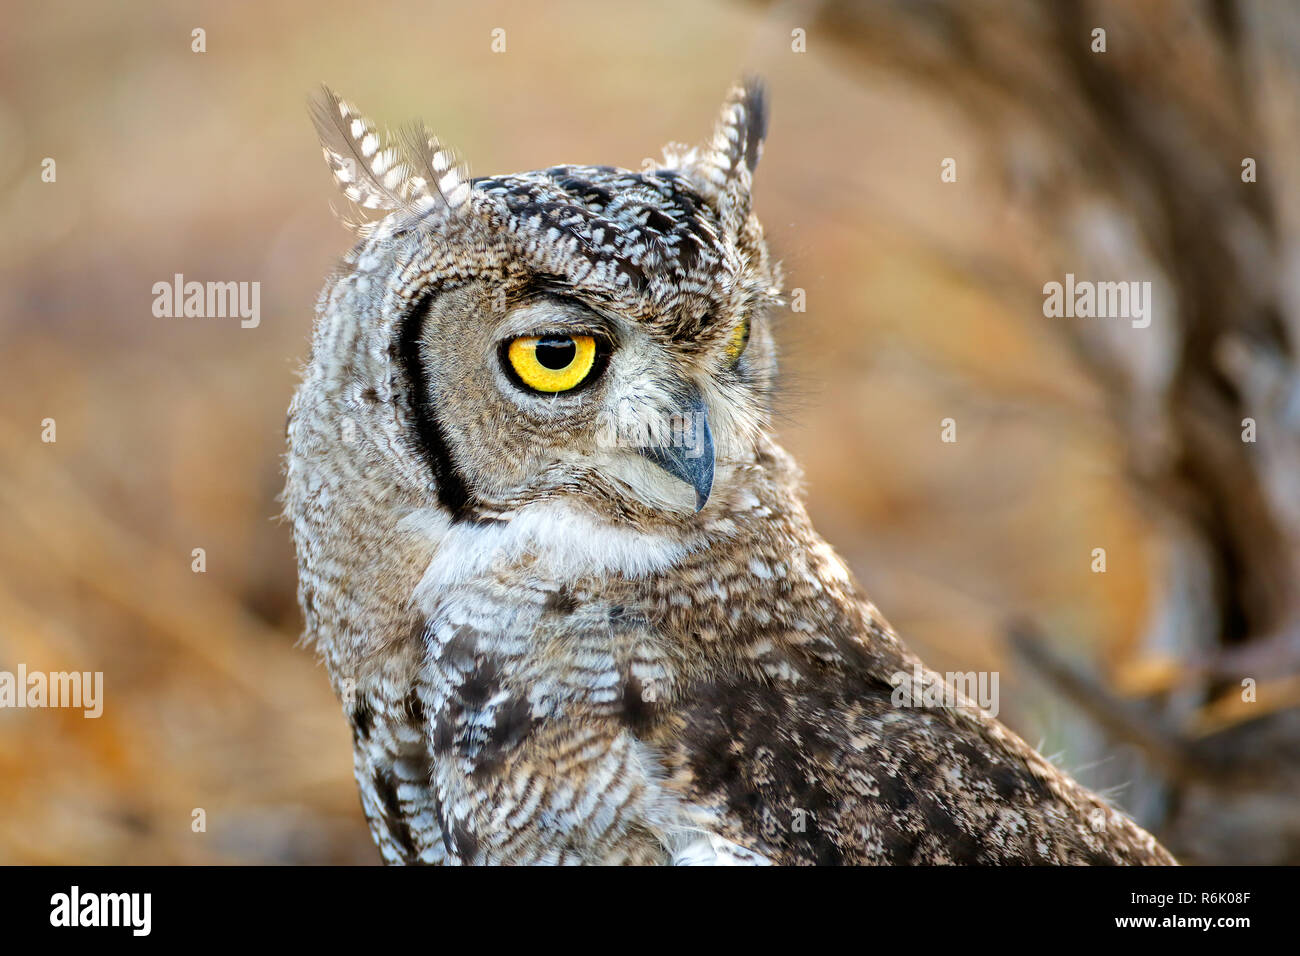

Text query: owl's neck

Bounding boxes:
[396,431,795,581]
[300,432,845,688]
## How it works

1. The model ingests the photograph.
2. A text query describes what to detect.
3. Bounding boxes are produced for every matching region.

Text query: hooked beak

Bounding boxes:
[634,385,715,513]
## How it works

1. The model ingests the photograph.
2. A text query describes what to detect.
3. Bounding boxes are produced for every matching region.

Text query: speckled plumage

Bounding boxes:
[285,81,1175,865]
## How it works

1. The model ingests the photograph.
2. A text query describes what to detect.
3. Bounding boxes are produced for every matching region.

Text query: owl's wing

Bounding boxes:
[347,681,449,865]
[347,588,1168,864]
[659,617,1175,866]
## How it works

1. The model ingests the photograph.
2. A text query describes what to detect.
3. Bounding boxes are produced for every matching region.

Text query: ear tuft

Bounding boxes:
[735,77,768,174]
[310,87,428,216]
[401,124,473,214]
[675,78,769,232]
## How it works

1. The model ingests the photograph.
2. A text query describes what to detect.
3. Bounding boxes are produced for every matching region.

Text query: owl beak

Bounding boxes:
[635,387,715,512]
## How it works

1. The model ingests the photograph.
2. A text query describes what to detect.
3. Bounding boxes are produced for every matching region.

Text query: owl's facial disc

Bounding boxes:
[420,289,763,520]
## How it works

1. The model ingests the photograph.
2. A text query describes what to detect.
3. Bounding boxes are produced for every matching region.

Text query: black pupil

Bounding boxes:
[535,337,576,370]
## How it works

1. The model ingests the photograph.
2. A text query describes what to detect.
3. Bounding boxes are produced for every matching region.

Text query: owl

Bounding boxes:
[285,80,1176,865]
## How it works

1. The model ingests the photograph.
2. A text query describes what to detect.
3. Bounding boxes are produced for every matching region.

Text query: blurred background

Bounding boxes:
[2,0,1298,864]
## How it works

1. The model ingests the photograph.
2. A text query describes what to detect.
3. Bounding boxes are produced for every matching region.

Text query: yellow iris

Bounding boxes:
[725,317,751,365]
[507,334,598,393]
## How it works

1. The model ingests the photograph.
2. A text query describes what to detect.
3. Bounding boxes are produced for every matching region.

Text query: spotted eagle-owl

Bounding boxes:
[285,80,1175,865]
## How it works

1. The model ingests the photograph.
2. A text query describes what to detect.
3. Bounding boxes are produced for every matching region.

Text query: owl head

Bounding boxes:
[298,81,781,533]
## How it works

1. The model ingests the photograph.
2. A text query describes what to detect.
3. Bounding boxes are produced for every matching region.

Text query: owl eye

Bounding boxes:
[724,317,751,365]
[504,334,600,393]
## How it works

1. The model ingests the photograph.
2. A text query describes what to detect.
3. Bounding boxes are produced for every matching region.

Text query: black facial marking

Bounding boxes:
[396,289,478,521]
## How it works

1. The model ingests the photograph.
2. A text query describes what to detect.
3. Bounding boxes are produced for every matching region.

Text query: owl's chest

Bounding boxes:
[414,556,683,777]
[411,507,693,708]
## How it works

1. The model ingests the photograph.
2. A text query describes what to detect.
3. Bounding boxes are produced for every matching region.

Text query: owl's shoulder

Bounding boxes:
[659,630,1172,864]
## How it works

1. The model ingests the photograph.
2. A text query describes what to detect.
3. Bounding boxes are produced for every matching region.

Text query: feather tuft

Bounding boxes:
[309,86,427,214]
[679,77,768,232]
[401,123,473,215]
